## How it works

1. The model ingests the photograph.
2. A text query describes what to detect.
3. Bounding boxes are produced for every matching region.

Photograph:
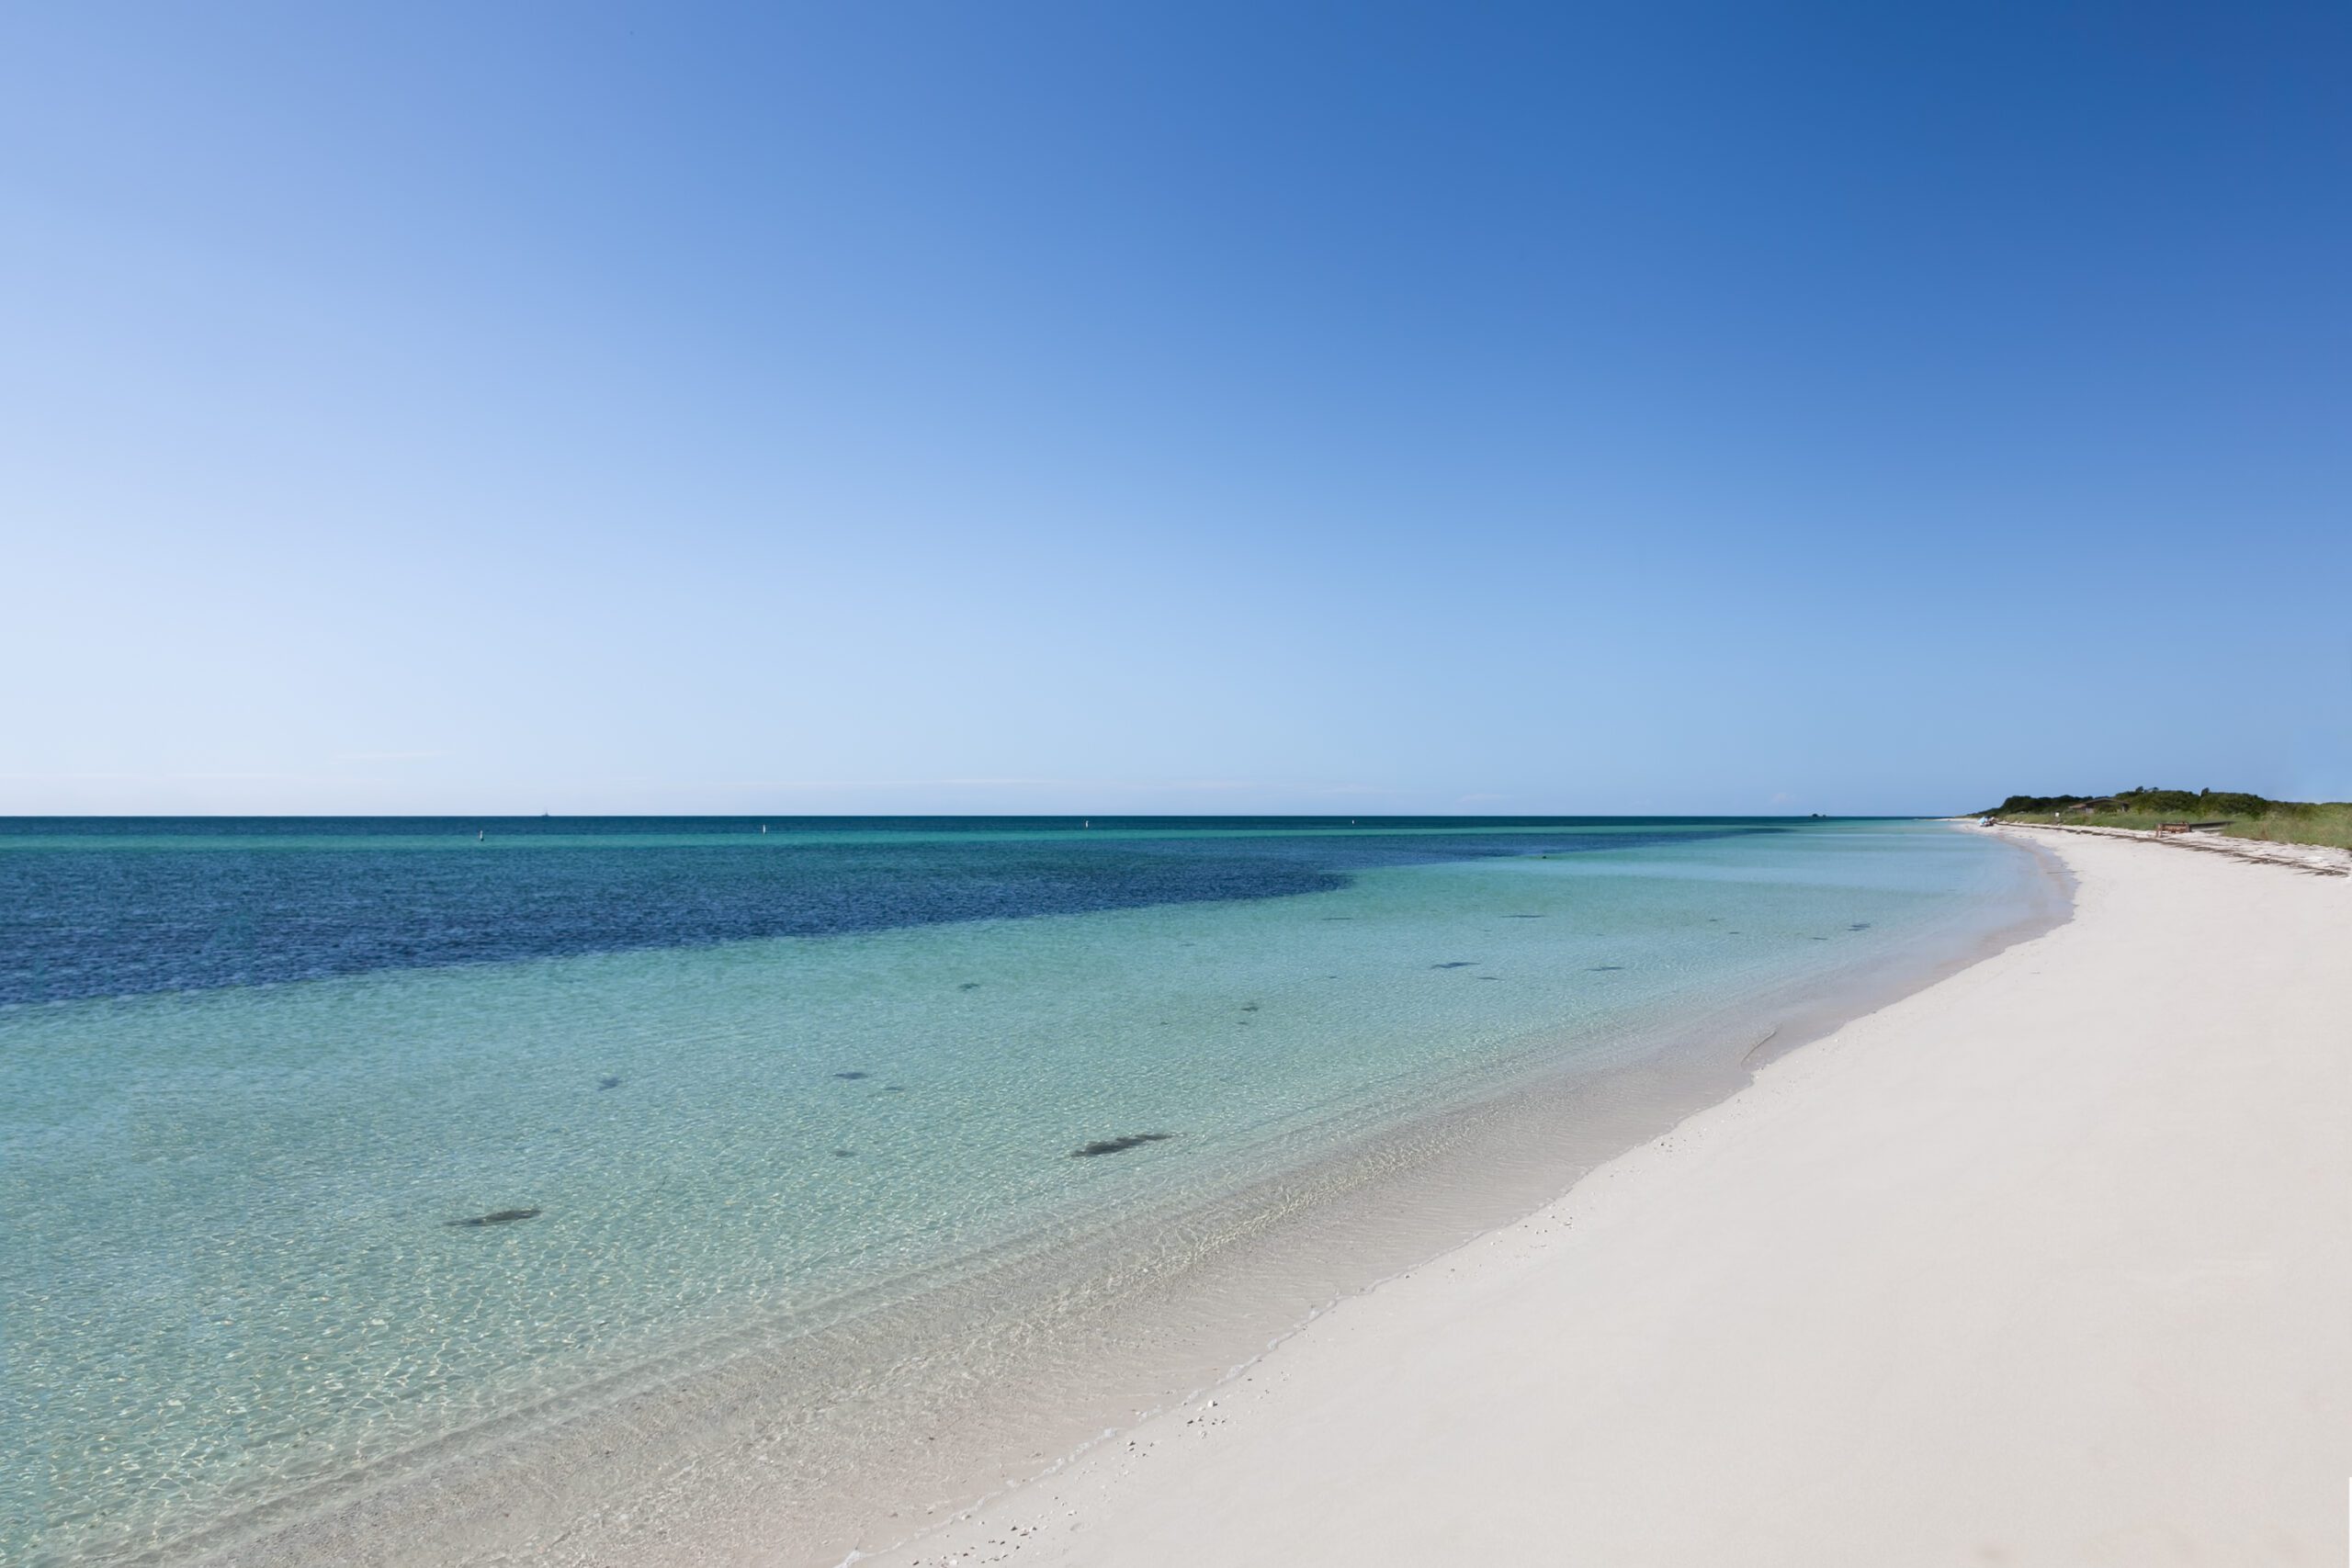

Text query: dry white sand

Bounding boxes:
[870,829,2351,1567]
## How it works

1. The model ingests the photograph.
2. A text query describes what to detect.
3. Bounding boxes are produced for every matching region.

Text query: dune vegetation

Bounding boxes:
[1980,788,2352,851]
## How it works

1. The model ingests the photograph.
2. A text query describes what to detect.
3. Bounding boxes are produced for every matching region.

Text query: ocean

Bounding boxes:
[0,817,2052,1565]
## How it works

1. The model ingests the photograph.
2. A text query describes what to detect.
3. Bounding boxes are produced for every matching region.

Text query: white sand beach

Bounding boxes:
[874,829,2352,1566]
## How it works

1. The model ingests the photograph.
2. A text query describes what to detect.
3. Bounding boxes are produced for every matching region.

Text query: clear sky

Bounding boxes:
[4,3,2346,816]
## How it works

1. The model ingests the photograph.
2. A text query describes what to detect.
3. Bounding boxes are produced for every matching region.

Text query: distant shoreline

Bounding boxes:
[1989,818,2350,878]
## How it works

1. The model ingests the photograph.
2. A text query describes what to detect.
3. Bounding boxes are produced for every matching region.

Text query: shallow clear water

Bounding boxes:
[0,817,2036,1564]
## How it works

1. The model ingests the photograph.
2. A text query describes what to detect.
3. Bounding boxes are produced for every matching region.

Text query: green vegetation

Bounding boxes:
[1978,787,2352,851]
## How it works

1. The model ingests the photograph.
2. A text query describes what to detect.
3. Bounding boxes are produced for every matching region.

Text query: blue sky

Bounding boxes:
[4,3,2346,815]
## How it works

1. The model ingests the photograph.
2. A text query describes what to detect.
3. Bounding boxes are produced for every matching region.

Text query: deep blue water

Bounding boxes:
[0,816,1800,1006]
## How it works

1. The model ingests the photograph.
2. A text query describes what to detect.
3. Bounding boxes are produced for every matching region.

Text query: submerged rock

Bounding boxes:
[447,1208,540,1227]
[597,1076,622,1090]
[1071,1132,1174,1158]
[833,1070,871,1080]
[1432,961,1478,969]
[957,982,982,991]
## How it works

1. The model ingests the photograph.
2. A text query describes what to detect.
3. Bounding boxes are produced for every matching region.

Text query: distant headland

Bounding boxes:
[1976,786,2349,850]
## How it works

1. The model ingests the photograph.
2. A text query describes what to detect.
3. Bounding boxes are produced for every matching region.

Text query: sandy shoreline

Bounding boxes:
[1994,818,2352,878]
[873,828,2351,1566]
[175,833,2055,1568]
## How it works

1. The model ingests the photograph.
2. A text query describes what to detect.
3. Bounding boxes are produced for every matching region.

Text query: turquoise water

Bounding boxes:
[0,818,2038,1564]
